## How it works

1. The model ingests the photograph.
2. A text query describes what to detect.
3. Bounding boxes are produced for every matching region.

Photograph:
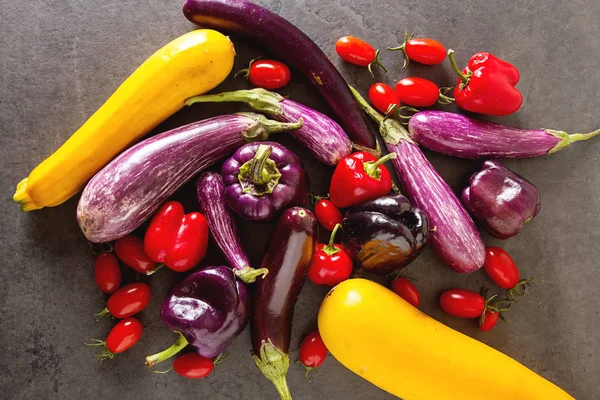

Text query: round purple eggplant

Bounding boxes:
[342,195,430,276]
[462,160,541,239]
[187,89,353,165]
[222,141,308,221]
[409,110,600,159]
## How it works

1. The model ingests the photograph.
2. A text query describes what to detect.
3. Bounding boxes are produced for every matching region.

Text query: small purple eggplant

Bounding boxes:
[145,266,249,368]
[462,160,541,239]
[222,141,308,221]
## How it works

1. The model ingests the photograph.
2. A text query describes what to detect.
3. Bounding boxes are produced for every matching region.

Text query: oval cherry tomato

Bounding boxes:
[308,243,353,286]
[369,83,400,114]
[336,36,376,66]
[298,330,328,369]
[484,247,520,289]
[390,277,420,307]
[94,253,121,294]
[114,235,158,275]
[479,310,500,332]
[440,289,485,318]
[173,353,215,379]
[106,318,143,354]
[244,60,291,90]
[99,282,152,319]
[405,38,446,65]
[395,77,440,107]
[314,199,342,232]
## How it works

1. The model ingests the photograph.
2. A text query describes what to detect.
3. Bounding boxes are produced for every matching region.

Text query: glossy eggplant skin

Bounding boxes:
[160,266,249,358]
[462,160,541,239]
[342,195,429,276]
[251,207,317,400]
[182,0,377,151]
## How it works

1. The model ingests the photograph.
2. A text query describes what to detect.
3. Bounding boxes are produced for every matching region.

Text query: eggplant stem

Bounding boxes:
[447,49,471,88]
[546,128,600,154]
[322,224,342,256]
[145,332,189,369]
[239,113,303,142]
[367,49,387,77]
[185,88,285,116]
[235,266,269,283]
[252,340,292,400]
[363,152,397,179]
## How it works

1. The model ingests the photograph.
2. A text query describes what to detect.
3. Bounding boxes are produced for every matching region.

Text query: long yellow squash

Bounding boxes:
[14,29,235,211]
[318,279,574,400]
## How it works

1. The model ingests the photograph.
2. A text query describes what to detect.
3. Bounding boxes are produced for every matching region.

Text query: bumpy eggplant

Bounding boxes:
[197,172,268,282]
[187,89,353,165]
[182,0,377,152]
[251,207,317,400]
[350,87,485,273]
[77,113,302,243]
[409,110,600,158]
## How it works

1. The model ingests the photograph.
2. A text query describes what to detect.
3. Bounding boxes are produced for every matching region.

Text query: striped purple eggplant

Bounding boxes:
[182,0,377,152]
[409,111,600,158]
[77,113,302,243]
[350,87,485,273]
[187,89,353,165]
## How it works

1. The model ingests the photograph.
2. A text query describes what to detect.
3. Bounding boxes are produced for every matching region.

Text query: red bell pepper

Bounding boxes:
[448,49,522,116]
[307,223,353,286]
[329,151,396,208]
[144,201,209,272]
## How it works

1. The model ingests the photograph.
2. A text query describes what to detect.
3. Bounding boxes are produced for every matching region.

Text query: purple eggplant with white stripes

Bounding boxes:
[350,87,485,273]
[409,110,600,159]
[77,113,302,243]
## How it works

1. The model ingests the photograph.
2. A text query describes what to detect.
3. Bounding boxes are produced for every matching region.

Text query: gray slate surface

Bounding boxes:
[1,0,599,399]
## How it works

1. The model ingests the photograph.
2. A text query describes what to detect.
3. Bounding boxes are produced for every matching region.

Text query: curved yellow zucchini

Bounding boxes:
[14,29,235,211]
[318,279,574,400]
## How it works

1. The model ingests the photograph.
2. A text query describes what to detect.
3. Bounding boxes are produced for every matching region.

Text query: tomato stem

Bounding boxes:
[447,50,472,88]
[86,339,115,361]
[363,152,397,180]
[94,308,111,322]
[308,192,329,205]
[367,49,387,77]
[295,360,317,382]
[145,331,189,369]
[146,263,164,276]
[387,31,414,68]
[437,87,455,105]
[322,224,342,256]
[234,56,261,79]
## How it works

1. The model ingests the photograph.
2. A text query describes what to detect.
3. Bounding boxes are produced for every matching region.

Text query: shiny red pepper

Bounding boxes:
[144,201,209,272]
[329,151,396,208]
[308,224,353,286]
[448,49,522,116]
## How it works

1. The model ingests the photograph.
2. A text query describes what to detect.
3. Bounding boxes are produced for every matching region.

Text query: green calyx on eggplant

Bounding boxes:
[342,195,430,275]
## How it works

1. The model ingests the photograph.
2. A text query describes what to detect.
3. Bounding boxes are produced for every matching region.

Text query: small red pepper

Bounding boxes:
[329,151,396,208]
[308,224,353,286]
[447,49,522,116]
[144,201,209,272]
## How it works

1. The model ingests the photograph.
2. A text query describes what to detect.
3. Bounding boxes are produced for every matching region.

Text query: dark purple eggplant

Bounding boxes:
[145,266,249,367]
[462,160,541,239]
[182,0,377,152]
[221,142,308,221]
[77,113,302,243]
[251,207,317,400]
[342,195,430,275]
[409,110,600,158]
[350,87,485,274]
[187,89,353,165]
[197,172,268,283]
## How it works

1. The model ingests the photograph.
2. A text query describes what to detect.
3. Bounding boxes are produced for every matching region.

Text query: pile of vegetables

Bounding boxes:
[15,0,598,399]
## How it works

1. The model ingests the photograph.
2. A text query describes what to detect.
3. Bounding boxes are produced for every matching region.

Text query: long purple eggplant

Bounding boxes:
[252,207,317,400]
[350,87,485,273]
[77,113,302,243]
[182,0,377,152]
[409,110,600,158]
[187,89,353,165]
[196,172,268,283]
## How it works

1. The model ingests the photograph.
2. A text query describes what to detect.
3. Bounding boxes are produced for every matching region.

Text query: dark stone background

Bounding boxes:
[1,0,598,399]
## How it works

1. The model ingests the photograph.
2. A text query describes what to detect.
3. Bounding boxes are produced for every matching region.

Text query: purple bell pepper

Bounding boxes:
[462,160,541,239]
[222,141,308,221]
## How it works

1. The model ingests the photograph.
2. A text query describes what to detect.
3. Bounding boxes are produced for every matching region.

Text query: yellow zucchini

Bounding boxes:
[14,29,235,211]
[318,279,573,400]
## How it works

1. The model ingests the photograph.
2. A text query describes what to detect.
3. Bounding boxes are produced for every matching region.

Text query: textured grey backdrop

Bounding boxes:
[1,0,599,399]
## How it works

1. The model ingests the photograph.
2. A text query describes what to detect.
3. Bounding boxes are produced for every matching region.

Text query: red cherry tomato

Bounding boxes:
[484,247,520,289]
[114,235,158,275]
[245,60,291,90]
[395,77,440,107]
[94,253,121,294]
[405,38,446,65]
[314,199,342,232]
[336,36,376,66]
[100,282,152,319]
[106,318,143,354]
[390,277,420,307]
[298,330,328,369]
[173,353,215,379]
[369,83,400,114]
[440,289,485,318]
[480,310,500,332]
[308,243,353,286]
